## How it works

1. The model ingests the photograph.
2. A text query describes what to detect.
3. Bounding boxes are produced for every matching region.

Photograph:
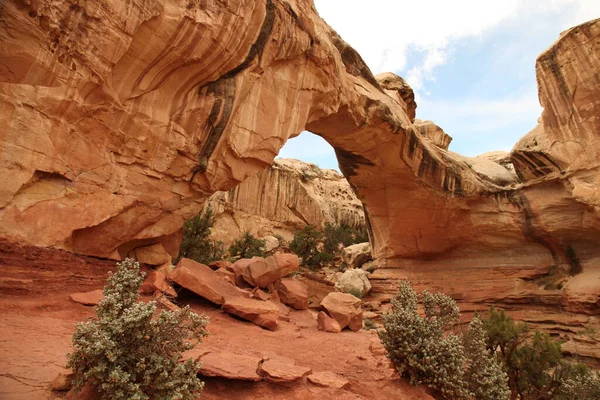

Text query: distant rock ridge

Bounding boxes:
[207,158,365,244]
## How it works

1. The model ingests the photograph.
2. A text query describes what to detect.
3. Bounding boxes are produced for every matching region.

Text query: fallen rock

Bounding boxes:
[317,311,342,333]
[342,243,372,268]
[51,369,74,391]
[242,254,299,288]
[132,243,171,266]
[335,269,372,298]
[227,258,256,287]
[259,359,312,384]
[215,267,236,285]
[169,258,248,305]
[251,287,271,301]
[154,292,180,312]
[297,276,336,308]
[198,351,262,381]
[69,290,104,306]
[308,371,350,389]
[262,235,280,252]
[65,382,101,400]
[222,297,279,330]
[140,270,177,297]
[209,260,233,271]
[278,278,309,310]
[320,292,362,330]
[348,312,364,332]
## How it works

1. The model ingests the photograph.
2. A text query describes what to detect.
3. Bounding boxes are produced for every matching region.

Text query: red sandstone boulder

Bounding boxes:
[132,243,171,266]
[227,258,255,287]
[51,369,74,391]
[297,276,336,307]
[198,351,262,381]
[140,270,177,297]
[320,292,362,330]
[277,278,309,310]
[317,311,342,333]
[241,253,299,288]
[208,260,232,271]
[68,290,104,306]
[169,258,248,305]
[251,287,271,301]
[259,359,312,384]
[222,297,279,330]
[215,267,236,285]
[308,371,350,389]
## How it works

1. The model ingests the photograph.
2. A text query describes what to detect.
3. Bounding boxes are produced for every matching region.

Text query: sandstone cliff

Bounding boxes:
[207,158,365,245]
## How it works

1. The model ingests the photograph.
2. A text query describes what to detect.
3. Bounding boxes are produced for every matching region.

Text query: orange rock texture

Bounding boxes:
[0,0,598,340]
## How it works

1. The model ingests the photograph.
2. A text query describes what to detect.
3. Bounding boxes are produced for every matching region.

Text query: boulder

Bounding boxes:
[215,267,236,285]
[69,290,104,306]
[208,260,233,271]
[227,258,256,287]
[335,269,372,298]
[342,243,372,268]
[140,270,177,297]
[222,297,279,330]
[251,287,271,301]
[242,253,299,288]
[169,258,248,305]
[277,278,309,310]
[262,235,280,252]
[308,371,350,389]
[259,359,312,384]
[320,292,362,330]
[297,276,336,308]
[198,351,262,381]
[317,311,342,333]
[132,243,171,266]
[51,369,74,391]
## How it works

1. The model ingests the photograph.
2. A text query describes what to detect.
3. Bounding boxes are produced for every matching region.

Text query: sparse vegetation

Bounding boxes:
[67,259,209,400]
[176,206,224,265]
[378,281,509,400]
[347,287,363,299]
[482,306,600,399]
[228,231,267,259]
[363,318,377,330]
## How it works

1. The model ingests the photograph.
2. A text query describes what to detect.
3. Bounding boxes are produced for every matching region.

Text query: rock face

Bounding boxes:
[0,0,599,363]
[413,119,452,150]
[208,159,366,245]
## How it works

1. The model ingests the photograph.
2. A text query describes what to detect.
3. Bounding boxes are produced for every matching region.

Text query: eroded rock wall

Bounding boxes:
[207,158,365,244]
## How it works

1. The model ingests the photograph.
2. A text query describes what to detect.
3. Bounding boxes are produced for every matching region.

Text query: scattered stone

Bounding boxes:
[215,267,236,285]
[251,287,271,301]
[132,243,171,266]
[227,258,255,287]
[51,369,74,391]
[317,311,342,333]
[348,312,364,332]
[335,269,372,298]
[198,351,262,381]
[361,260,377,273]
[320,292,362,330]
[308,371,350,389]
[278,278,309,310]
[69,289,103,306]
[140,270,177,297]
[209,260,232,271]
[154,292,180,311]
[259,359,312,384]
[262,235,280,252]
[242,254,299,288]
[342,242,372,268]
[222,297,279,330]
[169,258,248,305]
[297,276,336,308]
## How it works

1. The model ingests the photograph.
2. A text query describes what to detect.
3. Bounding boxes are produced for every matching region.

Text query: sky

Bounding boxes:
[277,0,600,171]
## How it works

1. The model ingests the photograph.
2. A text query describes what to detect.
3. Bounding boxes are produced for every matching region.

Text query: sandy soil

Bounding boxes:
[0,240,431,400]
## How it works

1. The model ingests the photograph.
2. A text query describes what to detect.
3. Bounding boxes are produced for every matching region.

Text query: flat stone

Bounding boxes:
[308,371,350,389]
[278,278,309,310]
[169,258,248,305]
[69,289,103,306]
[140,270,177,297]
[317,311,342,333]
[259,359,312,384]
[198,351,262,381]
[222,297,280,330]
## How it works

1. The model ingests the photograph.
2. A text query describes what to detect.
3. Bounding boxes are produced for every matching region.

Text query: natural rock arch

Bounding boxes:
[0,0,598,278]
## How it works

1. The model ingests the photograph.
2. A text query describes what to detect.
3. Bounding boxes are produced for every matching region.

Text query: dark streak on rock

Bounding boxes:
[329,32,383,93]
[335,148,375,178]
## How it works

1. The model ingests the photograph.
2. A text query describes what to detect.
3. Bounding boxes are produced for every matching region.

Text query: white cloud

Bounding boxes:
[314,0,600,92]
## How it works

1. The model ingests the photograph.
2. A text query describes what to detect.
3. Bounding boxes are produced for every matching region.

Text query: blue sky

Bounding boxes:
[277,0,600,171]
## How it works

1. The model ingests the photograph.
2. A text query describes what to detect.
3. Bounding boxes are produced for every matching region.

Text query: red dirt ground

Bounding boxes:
[0,240,432,400]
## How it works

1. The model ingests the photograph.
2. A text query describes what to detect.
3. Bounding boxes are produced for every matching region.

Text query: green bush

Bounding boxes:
[228,231,267,259]
[176,206,224,265]
[379,281,509,400]
[323,222,368,255]
[67,259,209,400]
[289,225,330,268]
[482,307,600,399]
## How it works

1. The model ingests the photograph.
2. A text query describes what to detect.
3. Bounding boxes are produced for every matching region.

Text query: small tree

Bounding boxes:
[290,225,330,268]
[228,231,267,259]
[177,206,224,264]
[67,259,209,400]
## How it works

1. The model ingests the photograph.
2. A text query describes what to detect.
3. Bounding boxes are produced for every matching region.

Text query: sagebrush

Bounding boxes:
[67,259,209,400]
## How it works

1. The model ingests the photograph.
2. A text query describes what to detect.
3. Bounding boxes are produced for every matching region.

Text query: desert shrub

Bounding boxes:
[363,318,377,330]
[322,222,369,255]
[482,307,600,400]
[379,281,510,400]
[347,287,363,299]
[289,225,330,268]
[176,206,224,264]
[67,259,209,400]
[228,231,267,258]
